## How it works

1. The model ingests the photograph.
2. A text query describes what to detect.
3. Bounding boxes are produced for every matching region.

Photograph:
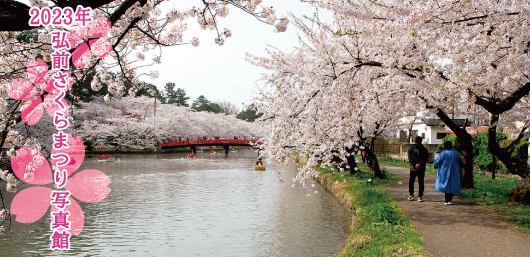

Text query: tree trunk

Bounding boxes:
[454,135,475,189]
[331,155,344,171]
[435,109,475,188]
[345,147,360,175]
[84,140,94,151]
[487,116,530,204]
[487,118,530,178]
[365,147,385,179]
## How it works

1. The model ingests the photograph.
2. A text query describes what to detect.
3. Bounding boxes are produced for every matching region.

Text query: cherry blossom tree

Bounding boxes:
[248,17,417,181]
[412,0,530,202]
[73,96,260,150]
[0,0,288,154]
[0,0,287,226]
[288,0,530,200]
[297,0,480,188]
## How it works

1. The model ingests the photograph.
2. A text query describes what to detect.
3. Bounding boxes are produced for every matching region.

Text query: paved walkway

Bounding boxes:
[381,164,530,257]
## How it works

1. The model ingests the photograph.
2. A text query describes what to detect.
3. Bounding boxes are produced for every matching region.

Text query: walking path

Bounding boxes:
[381,164,530,257]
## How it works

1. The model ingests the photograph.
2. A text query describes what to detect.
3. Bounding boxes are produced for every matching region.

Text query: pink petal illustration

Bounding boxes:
[51,197,85,236]
[44,93,69,118]
[89,17,111,38]
[72,43,92,69]
[20,97,43,125]
[11,148,53,184]
[11,187,53,223]
[66,24,87,49]
[89,38,113,60]
[45,72,73,93]
[27,58,49,89]
[66,169,111,203]
[8,79,36,100]
[51,134,85,177]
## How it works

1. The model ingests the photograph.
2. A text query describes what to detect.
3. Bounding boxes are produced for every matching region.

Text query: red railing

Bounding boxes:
[158,139,261,148]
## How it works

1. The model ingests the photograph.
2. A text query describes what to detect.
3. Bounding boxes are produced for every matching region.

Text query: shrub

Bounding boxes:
[473,131,507,172]
[497,138,529,173]
[500,138,529,163]
[436,134,456,153]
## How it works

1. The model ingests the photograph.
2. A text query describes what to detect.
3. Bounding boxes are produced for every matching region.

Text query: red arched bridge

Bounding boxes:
[157,139,261,153]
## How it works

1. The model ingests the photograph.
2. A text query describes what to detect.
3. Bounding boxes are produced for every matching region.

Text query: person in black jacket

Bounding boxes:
[408,136,429,202]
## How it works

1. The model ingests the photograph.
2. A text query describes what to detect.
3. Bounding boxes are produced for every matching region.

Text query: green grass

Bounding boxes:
[317,163,426,257]
[456,173,530,234]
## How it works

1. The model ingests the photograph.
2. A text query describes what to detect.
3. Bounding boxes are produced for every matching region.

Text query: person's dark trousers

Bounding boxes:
[409,170,425,197]
[445,193,454,202]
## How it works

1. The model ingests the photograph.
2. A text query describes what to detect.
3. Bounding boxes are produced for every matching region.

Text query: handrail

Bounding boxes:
[158,138,261,148]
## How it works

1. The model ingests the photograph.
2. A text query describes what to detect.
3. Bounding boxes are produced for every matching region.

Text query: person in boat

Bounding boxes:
[106,154,110,159]
[189,153,195,158]
[256,158,263,166]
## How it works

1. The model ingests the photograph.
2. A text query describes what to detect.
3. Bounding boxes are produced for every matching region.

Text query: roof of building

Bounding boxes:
[446,126,489,135]
[422,118,471,127]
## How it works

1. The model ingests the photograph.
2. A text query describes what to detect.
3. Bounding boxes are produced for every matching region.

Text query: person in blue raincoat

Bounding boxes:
[433,141,461,205]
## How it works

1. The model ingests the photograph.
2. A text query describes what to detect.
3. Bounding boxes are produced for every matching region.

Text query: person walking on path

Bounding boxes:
[408,136,429,202]
[433,141,461,205]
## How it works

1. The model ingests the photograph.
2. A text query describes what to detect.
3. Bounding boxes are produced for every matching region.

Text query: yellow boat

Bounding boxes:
[254,166,266,170]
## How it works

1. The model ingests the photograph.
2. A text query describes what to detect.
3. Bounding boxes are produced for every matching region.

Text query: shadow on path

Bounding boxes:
[382,164,530,257]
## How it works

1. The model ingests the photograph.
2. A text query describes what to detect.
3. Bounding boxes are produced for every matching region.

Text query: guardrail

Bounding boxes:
[157,139,260,148]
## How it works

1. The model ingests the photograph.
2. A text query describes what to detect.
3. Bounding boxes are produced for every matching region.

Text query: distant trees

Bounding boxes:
[191,95,221,113]
[164,82,190,107]
[74,96,260,150]
[173,89,190,107]
[215,100,239,115]
[236,104,262,122]
[189,97,263,121]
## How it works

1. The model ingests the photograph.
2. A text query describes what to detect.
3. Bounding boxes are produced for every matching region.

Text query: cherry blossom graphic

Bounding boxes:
[66,17,113,69]
[7,58,72,125]
[9,134,111,236]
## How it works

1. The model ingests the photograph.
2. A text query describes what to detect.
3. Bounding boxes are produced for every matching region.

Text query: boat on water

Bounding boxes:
[254,166,266,170]
[98,157,116,162]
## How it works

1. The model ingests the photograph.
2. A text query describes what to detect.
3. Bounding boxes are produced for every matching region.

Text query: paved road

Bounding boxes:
[381,164,530,257]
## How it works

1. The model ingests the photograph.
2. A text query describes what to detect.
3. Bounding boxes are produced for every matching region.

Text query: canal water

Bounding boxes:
[1,150,350,256]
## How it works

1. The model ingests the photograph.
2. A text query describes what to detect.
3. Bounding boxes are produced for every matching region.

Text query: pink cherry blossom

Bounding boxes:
[9,134,111,236]
[66,17,113,69]
[7,58,72,125]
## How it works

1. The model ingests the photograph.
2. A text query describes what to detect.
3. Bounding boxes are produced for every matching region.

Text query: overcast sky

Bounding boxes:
[140,0,333,110]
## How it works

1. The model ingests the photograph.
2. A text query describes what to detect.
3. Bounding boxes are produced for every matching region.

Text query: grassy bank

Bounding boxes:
[456,173,530,234]
[377,157,530,235]
[317,163,426,256]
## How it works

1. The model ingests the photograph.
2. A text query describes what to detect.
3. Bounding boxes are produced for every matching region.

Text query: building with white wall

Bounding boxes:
[398,118,470,145]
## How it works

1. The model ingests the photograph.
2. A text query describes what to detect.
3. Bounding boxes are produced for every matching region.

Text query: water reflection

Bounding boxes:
[1,150,350,256]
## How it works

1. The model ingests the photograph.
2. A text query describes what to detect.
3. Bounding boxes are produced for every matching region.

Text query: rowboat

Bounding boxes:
[98,157,116,162]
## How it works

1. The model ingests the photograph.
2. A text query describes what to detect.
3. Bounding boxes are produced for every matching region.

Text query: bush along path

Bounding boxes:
[380,163,530,257]
[316,164,426,256]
